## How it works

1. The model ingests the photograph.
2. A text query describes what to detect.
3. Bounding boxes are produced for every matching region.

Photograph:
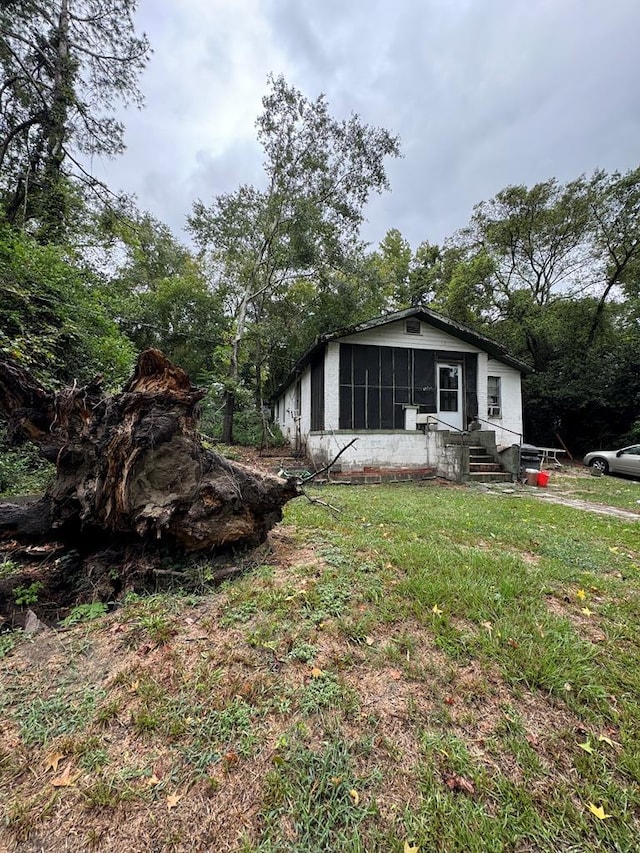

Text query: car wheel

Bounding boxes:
[590,457,609,474]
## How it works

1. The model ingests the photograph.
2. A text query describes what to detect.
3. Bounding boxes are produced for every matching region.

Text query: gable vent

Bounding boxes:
[405,318,421,335]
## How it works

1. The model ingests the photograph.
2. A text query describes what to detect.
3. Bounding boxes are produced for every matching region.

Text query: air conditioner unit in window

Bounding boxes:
[488,405,501,418]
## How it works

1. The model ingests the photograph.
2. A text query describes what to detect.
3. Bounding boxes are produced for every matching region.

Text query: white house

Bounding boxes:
[272,307,531,480]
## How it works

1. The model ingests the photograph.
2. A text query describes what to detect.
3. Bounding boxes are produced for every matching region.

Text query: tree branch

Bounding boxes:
[301,438,358,483]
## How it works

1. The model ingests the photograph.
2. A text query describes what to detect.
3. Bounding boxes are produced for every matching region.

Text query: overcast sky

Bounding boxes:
[92,0,640,250]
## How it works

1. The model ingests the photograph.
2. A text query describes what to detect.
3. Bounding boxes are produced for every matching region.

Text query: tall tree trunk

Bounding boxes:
[222,287,251,444]
[221,389,235,445]
[40,0,72,241]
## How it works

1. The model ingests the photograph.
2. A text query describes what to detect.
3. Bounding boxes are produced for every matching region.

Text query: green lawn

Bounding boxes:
[1,482,639,851]
[545,466,640,512]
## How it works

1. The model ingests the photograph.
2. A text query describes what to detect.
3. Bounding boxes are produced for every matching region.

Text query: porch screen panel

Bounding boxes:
[339,343,438,429]
[393,347,410,428]
[339,385,352,429]
[413,350,436,409]
[380,348,394,429]
[463,353,478,422]
[353,344,369,386]
[380,347,394,386]
[380,389,394,429]
[339,344,353,384]
[339,344,353,428]
[339,344,450,429]
[353,386,366,429]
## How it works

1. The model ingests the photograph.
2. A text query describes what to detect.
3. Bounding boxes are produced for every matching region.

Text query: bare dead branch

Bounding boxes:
[301,438,358,483]
[299,491,342,514]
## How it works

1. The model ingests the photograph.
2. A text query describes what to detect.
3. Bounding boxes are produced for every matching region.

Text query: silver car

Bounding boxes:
[583,445,640,478]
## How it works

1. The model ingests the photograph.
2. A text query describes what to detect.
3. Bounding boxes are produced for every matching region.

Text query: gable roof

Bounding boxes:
[272,306,532,400]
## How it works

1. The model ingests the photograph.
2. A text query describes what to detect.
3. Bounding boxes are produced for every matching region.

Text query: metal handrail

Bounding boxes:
[470,414,522,444]
[422,414,466,433]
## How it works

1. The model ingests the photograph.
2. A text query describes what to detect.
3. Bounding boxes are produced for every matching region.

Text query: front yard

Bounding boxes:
[1,475,639,851]
[542,465,640,512]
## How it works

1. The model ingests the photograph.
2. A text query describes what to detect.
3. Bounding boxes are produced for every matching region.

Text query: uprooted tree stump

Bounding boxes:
[0,350,301,620]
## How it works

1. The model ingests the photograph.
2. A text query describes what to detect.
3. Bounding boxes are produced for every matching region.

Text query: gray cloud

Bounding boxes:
[91,0,640,249]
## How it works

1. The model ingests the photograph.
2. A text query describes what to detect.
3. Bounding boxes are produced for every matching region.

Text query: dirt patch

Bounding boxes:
[545,594,608,645]
[268,525,327,573]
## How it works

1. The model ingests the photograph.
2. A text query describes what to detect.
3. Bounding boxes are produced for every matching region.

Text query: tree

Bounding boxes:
[0,0,150,240]
[188,75,400,443]
[429,247,495,327]
[457,178,591,372]
[586,166,640,344]
[426,169,640,450]
[103,213,227,382]
[367,228,412,307]
[257,253,394,400]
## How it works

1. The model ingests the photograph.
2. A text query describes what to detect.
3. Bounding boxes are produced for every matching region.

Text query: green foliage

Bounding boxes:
[0,426,52,495]
[200,382,285,446]
[429,247,495,325]
[426,167,640,452]
[60,603,108,627]
[0,557,19,578]
[0,634,17,659]
[188,74,400,441]
[0,225,135,386]
[622,419,640,444]
[13,582,43,607]
[104,213,226,382]
[287,641,318,663]
[15,688,101,745]
[258,737,373,852]
[366,231,455,310]
[298,673,357,715]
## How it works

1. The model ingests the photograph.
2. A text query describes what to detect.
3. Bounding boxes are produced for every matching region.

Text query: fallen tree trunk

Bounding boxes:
[0,350,300,553]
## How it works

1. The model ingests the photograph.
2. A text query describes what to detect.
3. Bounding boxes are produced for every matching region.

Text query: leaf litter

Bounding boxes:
[0,518,636,850]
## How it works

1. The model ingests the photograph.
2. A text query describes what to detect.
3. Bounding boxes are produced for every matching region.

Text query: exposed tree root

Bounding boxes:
[0,350,301,621]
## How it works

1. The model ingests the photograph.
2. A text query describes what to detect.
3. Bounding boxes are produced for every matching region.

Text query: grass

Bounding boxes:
[1,477,640,851]
[545,465,640,512]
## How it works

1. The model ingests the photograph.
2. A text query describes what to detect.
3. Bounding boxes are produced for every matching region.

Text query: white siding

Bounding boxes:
[324,342,340,431]
[275,365,311,448]
[483,360,523,447]
[300,365,311,437]
[339,319,479,352]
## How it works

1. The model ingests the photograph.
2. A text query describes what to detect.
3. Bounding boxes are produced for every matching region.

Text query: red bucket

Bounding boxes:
[537,470,550,488]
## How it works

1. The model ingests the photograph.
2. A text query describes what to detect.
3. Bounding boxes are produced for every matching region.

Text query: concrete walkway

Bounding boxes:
[482,485,640,521]
[530,491,640,520]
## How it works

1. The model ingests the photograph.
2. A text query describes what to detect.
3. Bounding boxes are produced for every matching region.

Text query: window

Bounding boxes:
[438,366,460,412]
[404,318,421,335]
[487,376,501,418]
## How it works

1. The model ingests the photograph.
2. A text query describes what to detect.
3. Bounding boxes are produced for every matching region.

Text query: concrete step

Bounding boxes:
[467,471,513,483]
[469,462,503,473]
[469,451,491,461]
